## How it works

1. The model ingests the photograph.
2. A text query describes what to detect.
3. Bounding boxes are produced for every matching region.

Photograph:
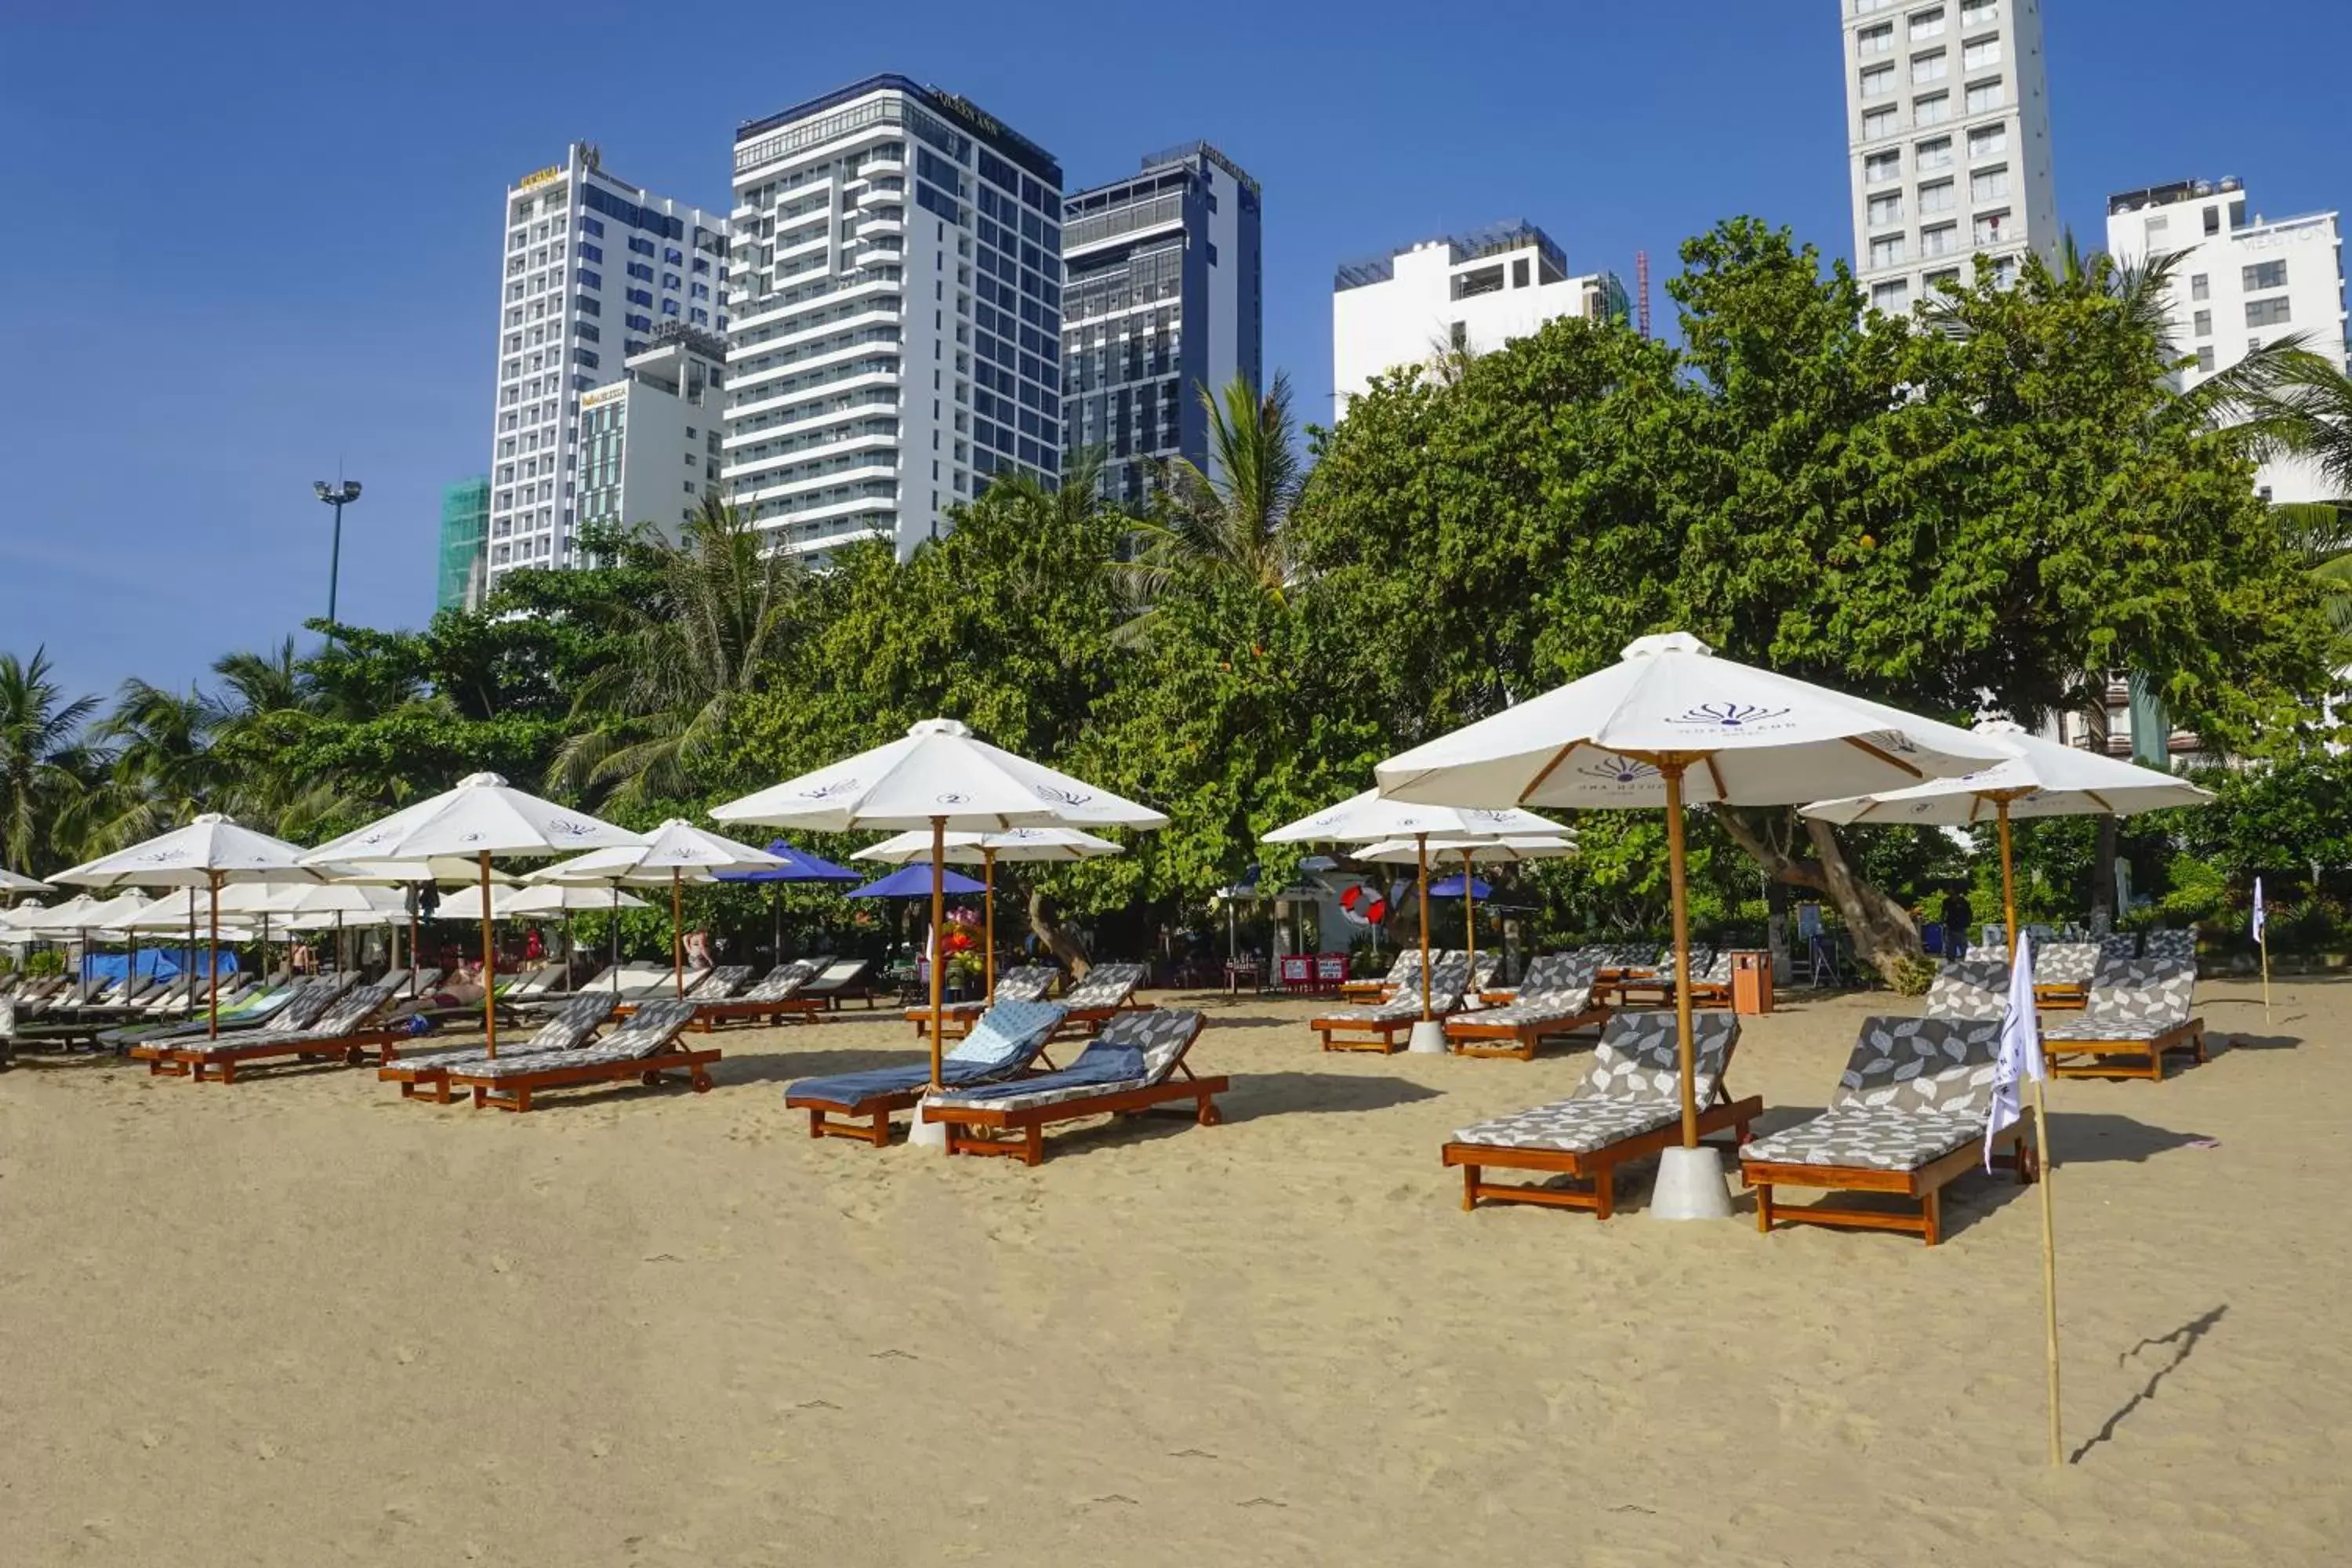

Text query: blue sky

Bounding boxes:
[4,0,2346,701]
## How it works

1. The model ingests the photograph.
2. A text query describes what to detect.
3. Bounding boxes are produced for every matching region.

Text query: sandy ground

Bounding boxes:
[2,977,2346,1566]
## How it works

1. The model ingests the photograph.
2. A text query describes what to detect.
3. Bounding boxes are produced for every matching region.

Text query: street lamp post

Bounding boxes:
[313,478,362,641]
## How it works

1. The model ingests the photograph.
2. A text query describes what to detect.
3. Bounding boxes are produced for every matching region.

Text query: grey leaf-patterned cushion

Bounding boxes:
[992,965,1059,1003]
[1578,1011,1739,1106]
[1831,1016,2003,1118]
[1094,1007,1203,1084]
[1451,1098,1681,1153]
[2141,930,2196,960]
[2036,942,2100,985]
[1469,951,1501,990]
[1062,963,1144,1010]
[2098,935,2141,964]
[1743,1109,1984,1171]
[1924,960,2010,1021]
[463,998,699,1077]
[1471,986,1599,1026]
[1383,949,1424,985]
[535,992,619,1049]
[1514,953,1573,993]
[2067,959,2195,1033]
[1323,984,1462,1024]
[692,965,753,1000]
[742,959,823,1002]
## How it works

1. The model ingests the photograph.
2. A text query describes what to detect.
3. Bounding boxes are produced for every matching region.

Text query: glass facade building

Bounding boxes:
[1061,143,1261,506]
[437,477,490,612]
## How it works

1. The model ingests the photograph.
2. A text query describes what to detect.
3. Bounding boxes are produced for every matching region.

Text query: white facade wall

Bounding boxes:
[2107,180,2347,504]
[1332,226,1624,412]
[483,142,728,594]
[724,76,1064,564]
[1841,0,2059,314]
[575,332,728,542]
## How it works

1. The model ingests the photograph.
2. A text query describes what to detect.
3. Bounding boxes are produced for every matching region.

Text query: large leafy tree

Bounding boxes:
[0,649,100,873]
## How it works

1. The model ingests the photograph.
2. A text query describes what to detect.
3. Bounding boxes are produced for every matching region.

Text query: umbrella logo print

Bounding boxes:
[935,792,971,806]
[799,779,862,800]
[1666,702,1792,731]
[1578,757,1658,785]
[1034,786,1097,807]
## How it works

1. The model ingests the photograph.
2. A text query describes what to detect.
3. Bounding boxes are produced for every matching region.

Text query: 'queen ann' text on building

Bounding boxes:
[723,76,1067,562]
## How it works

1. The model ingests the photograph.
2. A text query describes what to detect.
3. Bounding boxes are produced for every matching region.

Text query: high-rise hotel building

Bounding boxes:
[1840,0,2058,314]
[1060,142,1262,507]
[724,76,1065,561]
[484,143,728,592]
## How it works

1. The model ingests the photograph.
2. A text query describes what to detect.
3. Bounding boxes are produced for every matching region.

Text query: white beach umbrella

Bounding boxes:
[50,815,334,1036]
[323,858,524,991]
[525,820,783,996]
[0,866,50,894]
[855,826,1125,999]
[711,718,1167,1092]
[1265,793,1568,1020]
[498,883,649,916]
[1375,632,2010,1218]
[299,774,640,1054]
[1352,834,1577,980]
[14,892,109,935]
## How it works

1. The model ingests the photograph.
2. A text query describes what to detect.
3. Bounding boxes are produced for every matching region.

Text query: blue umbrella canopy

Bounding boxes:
[1431,874,1494,899]
[848,864,987,899]
[714,840,863,884]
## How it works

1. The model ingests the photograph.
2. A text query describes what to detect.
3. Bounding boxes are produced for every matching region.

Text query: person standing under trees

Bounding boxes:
[1942,887,1973,960]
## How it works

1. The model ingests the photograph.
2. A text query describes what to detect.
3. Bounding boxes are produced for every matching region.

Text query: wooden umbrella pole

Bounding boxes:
[983,848,997,1002]
[1415,833,1433,1020]
[1662,761,1698,1149]
[479,852,498,1058]
[1462,849,1477,980]
[206,873,222,1040]
[1997,797,2063,1468]
[672,867,684,998]
[927,815,946,1090]
[408,900,419,998]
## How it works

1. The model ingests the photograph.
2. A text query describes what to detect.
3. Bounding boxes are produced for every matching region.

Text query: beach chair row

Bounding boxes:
[1308,947,1736,1058]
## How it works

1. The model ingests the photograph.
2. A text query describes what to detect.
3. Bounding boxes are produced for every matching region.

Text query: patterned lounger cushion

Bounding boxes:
[1467,986,1598,1027]
[1743,1015,2003,1171]
[1743,1109,1985,1171]
[2036,943,2102,985]
[2069,958,2196,1032]
[458,999,699,1079]
[1059,962,1146,1010]
[789,1000,1068,1103]
[933,1008,1202,1113]
[410,993,619,1070]
[1323,985,1463,1024]
[1451,1011,1739,1151]
[739,960,824,1003]
[1923,960,2010,1021]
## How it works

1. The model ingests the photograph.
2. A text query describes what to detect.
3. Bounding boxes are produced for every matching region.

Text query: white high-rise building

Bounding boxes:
[1330,222,1628,412]
[2108,177,2349,505]
[484,143,728,593]
[575,325,729,543]
[724,76,1065,562]
[1841,0,2059,314]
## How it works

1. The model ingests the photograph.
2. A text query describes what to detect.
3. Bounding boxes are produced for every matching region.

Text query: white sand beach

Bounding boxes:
[2,978,2345,1566]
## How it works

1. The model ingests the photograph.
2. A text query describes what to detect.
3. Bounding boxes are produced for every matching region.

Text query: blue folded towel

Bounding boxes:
[940,1041,1145,1102]
[789,999,1065,1105]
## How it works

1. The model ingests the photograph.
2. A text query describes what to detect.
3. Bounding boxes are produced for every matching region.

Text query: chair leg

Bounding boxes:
[1755,1182,1773,1234]
[1461,1164,1479,1212]
[1922,1188,1941,1247]
[1594,1167,1614,1221]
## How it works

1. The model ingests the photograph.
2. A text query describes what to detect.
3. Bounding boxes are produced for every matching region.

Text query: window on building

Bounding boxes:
[1915,92,1950,125]
[1864,150,1902,185]
[2246,296,2293,328]
[1968,124,2008,160]
[1867,192,1905,227]
[1922,222,1959,257]
[582,217,604,238]
[2204,205,2222,236]
[1862,106,1899,139]
[1909,6,1946,37]
[2244,260,2288,292]
[1856,0,1896,12]
[1916,136,1953,172]
[2196,346,2217,373]
[1870,234,1907,268]
[1858,22,1894,54]
[1911,49,1947,85]
[1972,210,2009,245]
[1964,77,2005,113]
[1918,179,1956,213]
[2193,310,2212,336]
[1512,257,1530,288]
[1960,0,1994,20]
[2190,274,2210,301]
[630,236,655,256]
[1925,267,1961,295]
[1871,278,1910,311]
[1971,165,2010,202]
[1962,36,2001,68]
[1861,64,1895,96]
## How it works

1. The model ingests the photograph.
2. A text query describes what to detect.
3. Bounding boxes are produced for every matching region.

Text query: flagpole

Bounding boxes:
[1996,795,2063,1468]
[2256,877,2270,1025]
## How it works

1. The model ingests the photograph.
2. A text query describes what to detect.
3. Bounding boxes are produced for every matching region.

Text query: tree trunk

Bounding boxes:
[1027,889,1091,977]
[2090,813,2118,930]
[1713,805,1923,986]
[1765,877,1791,988]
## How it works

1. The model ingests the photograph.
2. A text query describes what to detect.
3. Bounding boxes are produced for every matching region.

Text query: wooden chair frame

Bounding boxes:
[1745,1121,2035,1247]
[1443,1007,1611,1062]
[923,1063,1228,1167]
[2044,1018,2205,1082]
[1442,1094,1762,1221]
[786,1044,1066,1147]
[163,1029,402,1084]
[1310,1011,1425,1053]
[445,1044,721,1112]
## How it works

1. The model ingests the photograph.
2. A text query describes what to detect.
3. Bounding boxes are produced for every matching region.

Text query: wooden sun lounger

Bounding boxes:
[1444,1000,1611,1060]
[2042,958,2205,1082]
[786,1000,1068,1146]
[922,1010,1222,1167]
[159,986,401,1083]
[1441,1013,1759,1221]
[378,993,622,1102]
[1741,1017,2034,1246]
[441,1000,715,1112]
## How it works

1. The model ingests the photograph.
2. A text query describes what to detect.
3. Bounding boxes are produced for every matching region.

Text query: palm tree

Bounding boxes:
[2274,502,2352,633]
[553,495,802,808]
[0,649,100,873]
[89,680,222,849]
[1112,372,1303,635]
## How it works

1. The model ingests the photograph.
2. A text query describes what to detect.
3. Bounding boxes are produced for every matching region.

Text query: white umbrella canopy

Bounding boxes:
[1265,796,1569,1022]
[1801,720,2212,826]
[1349,836,1577,986]
[497,884,649,916]
[13,892,110,934]
[0,867,50,894]
[710,718,1168,1094]
[326,857,528,887]
[1374,633,2013,1219]
[524,821,782,996]
[854,827,1126,1000]
[299,774,641,1054]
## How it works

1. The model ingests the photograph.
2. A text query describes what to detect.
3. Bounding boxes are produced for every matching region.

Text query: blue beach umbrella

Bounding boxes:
[847,865,988,899]
[714,839,863,961]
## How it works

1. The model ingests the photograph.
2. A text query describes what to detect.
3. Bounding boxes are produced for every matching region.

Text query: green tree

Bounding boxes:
[0,649,99,873]
[1116,372,1303,635]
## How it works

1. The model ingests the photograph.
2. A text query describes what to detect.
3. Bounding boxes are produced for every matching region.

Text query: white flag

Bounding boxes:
[1986,930,2046,1171]
[2252,877,2266,945]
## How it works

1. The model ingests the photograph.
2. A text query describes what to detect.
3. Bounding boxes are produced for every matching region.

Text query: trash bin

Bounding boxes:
[1731,950,1774,1015]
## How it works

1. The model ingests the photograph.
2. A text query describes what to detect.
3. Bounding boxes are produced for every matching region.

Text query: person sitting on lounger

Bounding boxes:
[387,960,487,1024]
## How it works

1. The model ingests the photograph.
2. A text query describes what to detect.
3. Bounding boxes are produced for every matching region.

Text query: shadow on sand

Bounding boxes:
[1217,1071,1443,1125]
[2072,1304,2230,1464]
